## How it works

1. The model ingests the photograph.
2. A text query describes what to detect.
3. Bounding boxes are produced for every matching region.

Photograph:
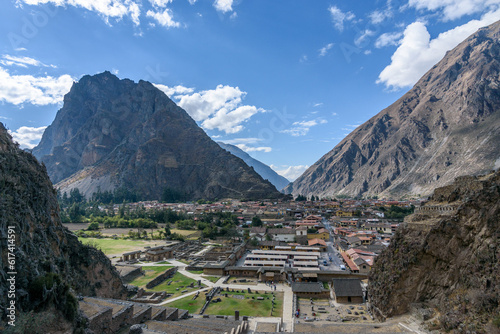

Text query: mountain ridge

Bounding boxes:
[368,170,500,332]
[284,20,500,199]
[33,71,283,201]
[217,142,290,191]
[0,122,125,329]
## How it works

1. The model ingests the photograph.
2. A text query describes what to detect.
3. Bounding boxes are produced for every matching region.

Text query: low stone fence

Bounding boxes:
[146,266,177,289]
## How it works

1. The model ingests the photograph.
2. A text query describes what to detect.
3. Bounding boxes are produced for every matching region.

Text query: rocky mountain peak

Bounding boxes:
[285,20,500,199]
[33,72,282,201]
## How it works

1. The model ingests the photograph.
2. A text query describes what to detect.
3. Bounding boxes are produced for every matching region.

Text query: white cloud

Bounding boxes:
[1,55,56,68]
[166,84,263,134]
[369,9,393,24]
[154,83,194,96]
[223,137,263,145]
[149,0,172,7]
[375,32,403,48]
[355,29,376,47]
[146,7,180,28]
[271,164,309,181]
[409,0,500,21]
[313,102,323,107]
[176,84,243,121]
[281,119,327,137]
[8,126,47,149]
[18,0,142,26]
[213,0,233,13]
[188,0,197,4]
[328,5,355,31]
[377,10,500,89]
[0,67,74,105]
[319,43,334,56]
[299,55,308,63]
[202,105,261,134]
[235,144,272,153]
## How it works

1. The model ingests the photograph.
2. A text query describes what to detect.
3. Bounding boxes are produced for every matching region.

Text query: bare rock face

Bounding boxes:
[0,123,126,323]
[33,71,282,201]
[285,20,500,199]
[368,170,500,333]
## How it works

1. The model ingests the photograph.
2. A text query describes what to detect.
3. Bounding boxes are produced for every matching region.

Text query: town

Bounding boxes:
[72,197,420,333]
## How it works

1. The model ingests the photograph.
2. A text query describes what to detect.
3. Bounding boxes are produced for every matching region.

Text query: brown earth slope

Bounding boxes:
[285,20,500,199]
[368,170,500,333]
[33,71,282,201]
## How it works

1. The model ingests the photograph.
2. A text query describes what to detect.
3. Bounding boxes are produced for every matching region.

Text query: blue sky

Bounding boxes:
[1,0,499,181]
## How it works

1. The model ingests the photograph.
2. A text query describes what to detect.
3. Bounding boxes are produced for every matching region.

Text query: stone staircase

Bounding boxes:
[79,297,246,334]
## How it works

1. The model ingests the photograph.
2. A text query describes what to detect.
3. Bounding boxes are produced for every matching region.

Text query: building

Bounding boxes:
[307,238,327,251]
[291,282,330,298]
[144,246,173,262]
[331,278,363,303]
[307,228,330,240]
[268,228,296,242]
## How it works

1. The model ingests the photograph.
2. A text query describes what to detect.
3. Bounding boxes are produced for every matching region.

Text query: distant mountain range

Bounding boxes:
[32,71,282,201]
[217,142,290,191]
[285,20,500,199]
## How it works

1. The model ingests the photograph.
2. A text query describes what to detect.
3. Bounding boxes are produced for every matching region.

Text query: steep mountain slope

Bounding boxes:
[368,170,500,333]
[285,20,500,199]
[33,71,281,201]
[0,122,125,329]
[218,142,290,191]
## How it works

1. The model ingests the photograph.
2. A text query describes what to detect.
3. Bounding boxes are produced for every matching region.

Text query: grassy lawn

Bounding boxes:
[202,275,220,283]
[226,278,258,285]
[186,269,204,274]
[171,229,199,237]
[127,266,173,287]
[78,237,163,255]
[167,292,207,314]
[148,272,206,299]
[167,290,283,317]
[206,291,283,317]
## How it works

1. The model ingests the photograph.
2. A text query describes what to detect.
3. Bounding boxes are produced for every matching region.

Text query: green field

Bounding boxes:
[202,275,220,283]
[171,229,200,238]
[128,266,173,287]
[167,292,207,313]
[168,290,283,317]
[186,269,204,274]
[148,272,206,299]
[78,238,163,255]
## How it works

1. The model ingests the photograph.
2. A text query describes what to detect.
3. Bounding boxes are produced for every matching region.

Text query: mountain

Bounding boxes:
[0,122,125,330]
[217,142,290,191]
[368,170,500,333]
[32,71,282,201]
[284,20,500,199]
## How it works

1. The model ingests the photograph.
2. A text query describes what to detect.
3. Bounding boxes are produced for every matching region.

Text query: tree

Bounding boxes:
[295,195,307,201]
[68,203,84,222]
[249,237,259,246]
[251,216,263,227]
[87,222,100,231]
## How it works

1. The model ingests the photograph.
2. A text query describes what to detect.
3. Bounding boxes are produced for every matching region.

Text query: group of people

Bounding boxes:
[265,280,277,290]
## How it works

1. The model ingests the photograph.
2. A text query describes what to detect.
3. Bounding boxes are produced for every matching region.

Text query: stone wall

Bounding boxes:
[146,267,178,289]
